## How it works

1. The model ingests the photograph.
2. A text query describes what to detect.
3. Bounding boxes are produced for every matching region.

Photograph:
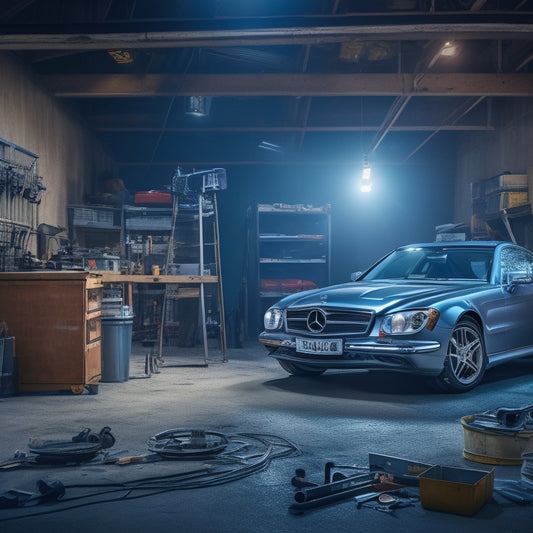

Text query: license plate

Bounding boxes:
[296,338,343,355]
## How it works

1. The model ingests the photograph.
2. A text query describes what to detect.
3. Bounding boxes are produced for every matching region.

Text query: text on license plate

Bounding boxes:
[296,338,343,355]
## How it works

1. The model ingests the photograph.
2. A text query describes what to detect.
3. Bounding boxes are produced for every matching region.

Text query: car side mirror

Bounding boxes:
[504,272,533,293]
[351,271,362,282]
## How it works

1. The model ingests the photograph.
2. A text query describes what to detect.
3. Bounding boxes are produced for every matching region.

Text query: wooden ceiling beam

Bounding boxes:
[93,125,494,132]
[0,19,532,50]
[117,159,432,167]
[42,72,533,97]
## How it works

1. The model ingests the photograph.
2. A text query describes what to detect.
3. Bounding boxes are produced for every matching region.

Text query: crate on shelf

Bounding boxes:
[484,173,528,196]
[486,191,529,214]
[70,205,121,229]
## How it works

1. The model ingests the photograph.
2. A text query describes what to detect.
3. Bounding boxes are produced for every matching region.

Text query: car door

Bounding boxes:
[497,245,533,351]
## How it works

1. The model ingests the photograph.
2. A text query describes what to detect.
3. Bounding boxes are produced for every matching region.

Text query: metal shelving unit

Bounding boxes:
[246,203,331,337]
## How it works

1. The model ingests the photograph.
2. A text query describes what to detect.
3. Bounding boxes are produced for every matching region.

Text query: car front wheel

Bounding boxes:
[434,317,487,393]
[278,360,325,376]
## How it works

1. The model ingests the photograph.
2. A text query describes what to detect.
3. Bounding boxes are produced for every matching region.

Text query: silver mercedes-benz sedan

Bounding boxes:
[259,241,533,392]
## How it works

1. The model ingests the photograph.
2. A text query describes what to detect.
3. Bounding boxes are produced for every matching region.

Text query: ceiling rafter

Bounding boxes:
[2,2,532,172]
[116,159,423,167]
[41,73,533,98]
[1,17,533,50]
[92,125,494,133]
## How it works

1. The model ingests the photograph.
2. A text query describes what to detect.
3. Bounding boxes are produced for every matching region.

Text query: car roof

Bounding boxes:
[397,241,506,250]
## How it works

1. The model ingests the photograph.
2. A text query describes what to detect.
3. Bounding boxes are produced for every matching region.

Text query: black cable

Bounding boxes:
[0,432,301,523]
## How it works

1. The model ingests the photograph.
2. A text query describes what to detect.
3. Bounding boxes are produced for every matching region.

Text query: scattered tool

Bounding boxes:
[0,479,65,509]
[465,405,533,432]
[289,461,404,514]
[115,453,162,465]
[368,453,432,485]
[291,469,318,489]
[0,427,116,469]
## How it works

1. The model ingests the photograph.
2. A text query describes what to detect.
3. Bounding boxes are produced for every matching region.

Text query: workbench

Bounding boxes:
[97,273,226,363]
[97,273,218,308]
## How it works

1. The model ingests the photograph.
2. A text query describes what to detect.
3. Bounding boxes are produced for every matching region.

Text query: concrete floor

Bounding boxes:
[1,341,533,532]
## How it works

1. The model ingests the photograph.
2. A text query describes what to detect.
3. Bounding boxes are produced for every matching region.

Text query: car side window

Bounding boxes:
[500,247,533,283]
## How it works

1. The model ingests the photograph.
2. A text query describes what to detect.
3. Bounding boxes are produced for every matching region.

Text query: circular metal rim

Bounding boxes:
[147,429,229,458]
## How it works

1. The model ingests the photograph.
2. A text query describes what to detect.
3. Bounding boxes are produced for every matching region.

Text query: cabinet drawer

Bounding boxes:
[87,288,102,313]
[86,316,102,343]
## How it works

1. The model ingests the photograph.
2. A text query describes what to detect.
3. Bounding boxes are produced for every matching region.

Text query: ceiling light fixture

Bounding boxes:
[427,40,459,69]
[258,141,282,153]
[359,154,372,193]
[440,41,458,57]
[185,96,212,117]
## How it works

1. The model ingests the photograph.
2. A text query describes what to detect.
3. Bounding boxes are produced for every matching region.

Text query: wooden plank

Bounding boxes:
[1,16,532,50]
[98,273,219,284]
[41,73,533,98]
[0,270,100,281]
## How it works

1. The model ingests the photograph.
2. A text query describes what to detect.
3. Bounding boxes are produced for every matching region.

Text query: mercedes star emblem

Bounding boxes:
[307,309,327,333]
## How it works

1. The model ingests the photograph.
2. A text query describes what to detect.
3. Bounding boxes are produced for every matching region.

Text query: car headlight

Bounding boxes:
[264,308,284,331]
[380,308,439,335]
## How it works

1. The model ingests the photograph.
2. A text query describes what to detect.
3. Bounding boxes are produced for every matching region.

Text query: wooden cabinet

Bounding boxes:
[0,271,103,394]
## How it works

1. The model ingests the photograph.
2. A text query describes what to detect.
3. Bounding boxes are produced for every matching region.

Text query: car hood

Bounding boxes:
[278,280,487,314]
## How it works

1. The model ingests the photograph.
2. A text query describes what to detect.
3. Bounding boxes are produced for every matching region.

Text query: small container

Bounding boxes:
[461,414,533,465]
[419,465,494,516]
[151,265,160,276]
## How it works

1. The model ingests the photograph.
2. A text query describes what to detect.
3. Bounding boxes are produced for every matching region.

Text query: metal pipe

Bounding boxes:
[290,480,377,513]
[294,472,375,503]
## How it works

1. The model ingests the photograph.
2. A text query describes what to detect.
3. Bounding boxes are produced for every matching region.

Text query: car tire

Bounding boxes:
[278,360,325,376]
[433,317,487,393]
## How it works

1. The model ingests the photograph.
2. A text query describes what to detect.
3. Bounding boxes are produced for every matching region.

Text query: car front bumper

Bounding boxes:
[259,331,445,375]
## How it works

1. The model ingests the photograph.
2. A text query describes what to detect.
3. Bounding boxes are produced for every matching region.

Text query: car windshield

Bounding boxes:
[361,246,494,281]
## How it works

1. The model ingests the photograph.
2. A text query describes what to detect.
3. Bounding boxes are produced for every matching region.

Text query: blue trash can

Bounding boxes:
[101,307,134,382]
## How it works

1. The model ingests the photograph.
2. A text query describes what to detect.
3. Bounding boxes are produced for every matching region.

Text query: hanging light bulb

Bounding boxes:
[440,41,457,57]
[359,154,372,193]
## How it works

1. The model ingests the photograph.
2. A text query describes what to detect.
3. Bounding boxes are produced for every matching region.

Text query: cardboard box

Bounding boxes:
[419,465,494,515]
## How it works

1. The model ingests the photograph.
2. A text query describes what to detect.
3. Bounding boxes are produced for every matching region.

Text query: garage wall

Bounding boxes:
[0,52,115,245]
[454,98,533,224]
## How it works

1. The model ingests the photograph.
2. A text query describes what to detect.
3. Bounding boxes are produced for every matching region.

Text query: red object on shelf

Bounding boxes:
[261,279,281,291]
[134,190,172,206]
[261,279,318,293]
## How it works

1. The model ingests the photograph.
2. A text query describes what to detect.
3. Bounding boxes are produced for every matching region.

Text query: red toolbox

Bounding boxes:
[134,190,172,206]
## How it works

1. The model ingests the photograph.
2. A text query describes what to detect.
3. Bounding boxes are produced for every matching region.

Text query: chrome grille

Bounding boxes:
[286,308,373,335]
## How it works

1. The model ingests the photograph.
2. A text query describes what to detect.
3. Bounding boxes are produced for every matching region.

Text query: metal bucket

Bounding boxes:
[101,307,134,382]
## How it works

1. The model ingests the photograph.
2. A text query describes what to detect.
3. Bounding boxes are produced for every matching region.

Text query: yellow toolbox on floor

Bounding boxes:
[419,465,494,516]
